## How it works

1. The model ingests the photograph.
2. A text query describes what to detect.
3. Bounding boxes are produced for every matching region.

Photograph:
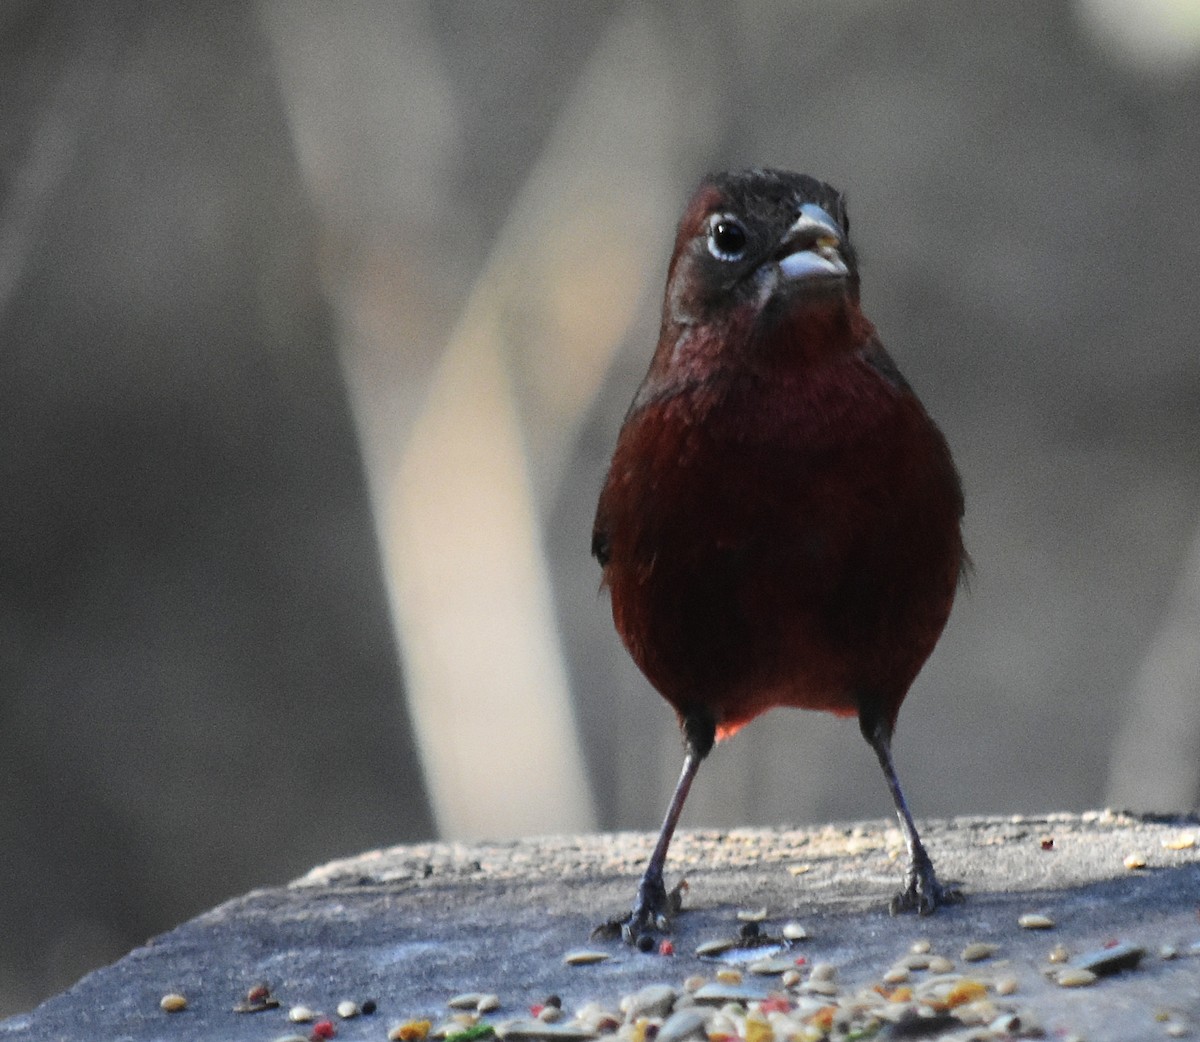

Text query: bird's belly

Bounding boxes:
[608,447,959,735]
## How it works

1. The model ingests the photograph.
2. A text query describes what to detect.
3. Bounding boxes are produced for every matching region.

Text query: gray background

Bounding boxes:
[3,0,1199,1018]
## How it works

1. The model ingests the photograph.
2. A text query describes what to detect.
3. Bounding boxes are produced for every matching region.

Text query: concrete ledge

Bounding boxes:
[2,812,1198,1041]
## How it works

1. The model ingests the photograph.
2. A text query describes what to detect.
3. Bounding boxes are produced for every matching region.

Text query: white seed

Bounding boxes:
[1018,913,1055,929]
[782,921,809,941]
[804,979,839,997]
[1048,944,1070,964]
[1162,832,1197,850]
[961,942,997,962]
[809,962,837,982]
[622,983,677,1019]
[882,966,909,985]
[995,976,1018,996]
[780,969,802,987]
[289,1006,317,1023]
[1165,1024,1188,1038]
[1124,852,1148,869]
[902,953,930,970]
[748,957,795,975]
[477,995,500,1014]
[1055,968,1098,988]
[160,993,187,1013]
[537,1006,562,1023]
[927,956,954,974]
[655,1008,709,1042]
[563,950,610,966]
[737,907,768,922]
[337,1001,360,1019]
[909,939,931,955]
[1160,945,1179,960]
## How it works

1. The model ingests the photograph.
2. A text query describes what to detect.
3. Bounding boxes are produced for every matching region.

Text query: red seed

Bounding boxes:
[1040,837,1054,850]
[311,1020,336,1040]
[794,956,808,966]
[530,1005,544,1017]
[760,997,790,1013]
[659,940,675,956]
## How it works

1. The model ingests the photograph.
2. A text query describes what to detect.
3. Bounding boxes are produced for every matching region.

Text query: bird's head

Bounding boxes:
[646,169,869,392]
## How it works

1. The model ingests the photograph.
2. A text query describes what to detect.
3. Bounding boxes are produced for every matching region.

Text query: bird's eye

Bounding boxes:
[706,215,747,262]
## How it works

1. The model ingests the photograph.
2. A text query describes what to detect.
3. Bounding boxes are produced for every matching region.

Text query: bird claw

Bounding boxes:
[889,863,963,916]
[592,879,688,947]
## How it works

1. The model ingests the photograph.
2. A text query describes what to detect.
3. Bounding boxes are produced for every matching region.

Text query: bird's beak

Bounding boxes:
[775,204,849,281]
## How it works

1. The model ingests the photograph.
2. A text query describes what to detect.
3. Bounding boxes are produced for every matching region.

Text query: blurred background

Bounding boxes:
[3,0,1200,1018]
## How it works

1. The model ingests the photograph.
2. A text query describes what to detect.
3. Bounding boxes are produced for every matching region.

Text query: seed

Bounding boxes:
[655,1008,709,1042]
[781,921,808,941]
[1048,945,1070,963]
[389,1020,431,1041]
[1162,832,1197,850]
[311,1021,336,1040]
[1161,945,1179,960]
[945,980,988,1007]
[1018,913,1055,929]
[882,967,908,985]
[961,942,997,962]
[477,995,501,1013]
[787,864,812,875]
[1165,1025,1188,1039]
[1055,968,1097,987]
[623,983,677,1019]
[564,950,610,966]
[995,977,1018,996]
[902,953,930,970]
[289,1006,317,1023]
[337,1001,359,1019]
[809,962,836,982]
[805,979,839,997]
[449,995,484,1011]
[715,968,742,985]
[160,993,187,1013]
[362,1000,377,1015]
[927,956,955,974]
[1072,943,1145,976]
[737,908,768,922]
[747,957,793,975]
[538,1006,562,1023]
[1124,852,1148,869]
[909,939,931,955]
[780,970,802,987]
[683,976,706,992]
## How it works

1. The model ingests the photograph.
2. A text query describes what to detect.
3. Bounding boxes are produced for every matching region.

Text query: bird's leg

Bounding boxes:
[595,712,712,945]
[859,708,961,915]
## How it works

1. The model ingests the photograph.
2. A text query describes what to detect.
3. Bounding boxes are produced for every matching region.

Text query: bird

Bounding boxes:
[592,168,966,944]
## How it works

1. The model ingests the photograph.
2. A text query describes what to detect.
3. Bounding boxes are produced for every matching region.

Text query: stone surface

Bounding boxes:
[2,812,1198,1041]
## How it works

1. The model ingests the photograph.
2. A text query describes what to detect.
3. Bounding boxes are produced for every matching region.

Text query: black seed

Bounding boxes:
[361,1000,377,1015]
[636,932,655,952]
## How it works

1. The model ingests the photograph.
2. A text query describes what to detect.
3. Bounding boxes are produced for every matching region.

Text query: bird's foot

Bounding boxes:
[889,858,962,916]
[592,877,688,948]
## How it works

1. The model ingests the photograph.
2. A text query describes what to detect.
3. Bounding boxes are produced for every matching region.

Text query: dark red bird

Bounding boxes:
[593,169,965,942]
